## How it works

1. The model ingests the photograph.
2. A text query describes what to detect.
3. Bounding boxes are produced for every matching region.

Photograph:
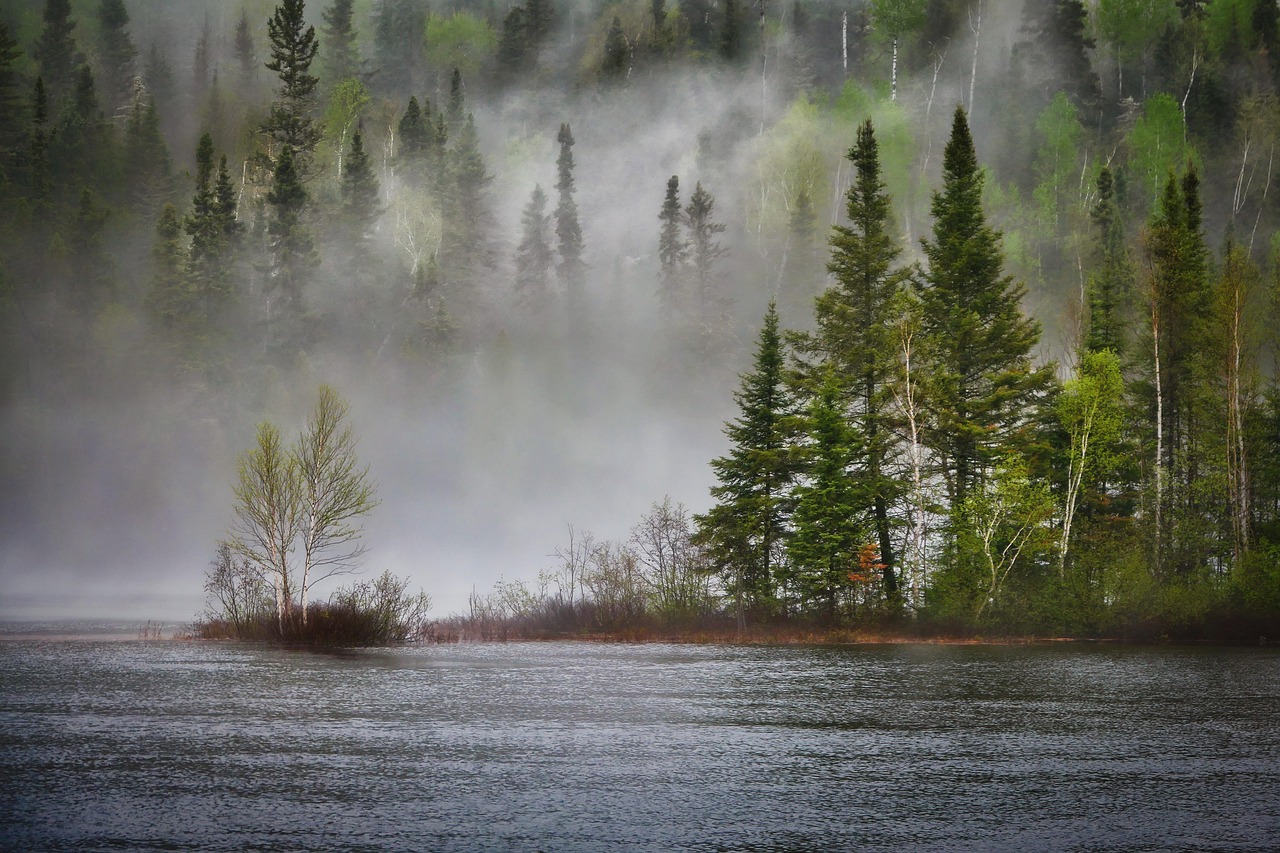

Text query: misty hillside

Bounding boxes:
[2,0,1280,637]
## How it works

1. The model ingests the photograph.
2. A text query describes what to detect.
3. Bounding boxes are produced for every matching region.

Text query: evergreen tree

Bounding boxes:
[339,129,381,262]
[186,133,236,330]
[192,15,212,102]
[121,87,172,215]
[554,123,586,309]
[514,184,554,308]
[53,65,112,200]
[0,22,27,153]
[795,118,908,606]
[1017,0,1102,118]
[525,0,555,54]
[96,0,137,113]
[496,5,532,80]
[265,144,317,356]
[657,175,687,318]
[145,202,191,342]
[786,370,863,621]
[447,68,465,130]
[67,187,114,322]
[372,0,425,94]
[144,42,175,123]
[35,0,80,106]
[321,0,361,86]
[917,107,1051,507]
[263,0,322,171]
[235,9,258,94]
[396,95,429,180]
[720,0,742,61]
[441,113,493,281]
[684,181,727,330]
[1085,167,1132,356]
[695,303,795,626]
[602,16,629,79]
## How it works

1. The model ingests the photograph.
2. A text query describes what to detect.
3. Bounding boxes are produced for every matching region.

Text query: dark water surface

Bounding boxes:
[2,637,1278,851]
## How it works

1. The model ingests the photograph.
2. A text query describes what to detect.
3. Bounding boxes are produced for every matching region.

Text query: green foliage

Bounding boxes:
[695,303,796,623]
[425,12,497,80]
[1032,92,1084,231]
[918,107,1052,507]
[263,0,322,168]
[1128,94,1197,209]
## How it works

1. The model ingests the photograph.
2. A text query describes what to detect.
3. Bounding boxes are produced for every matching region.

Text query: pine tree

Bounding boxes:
[657,175,687,318]
[786,370,863,622]
[340,129,381,260]
[695,302,795,627]
[35,0,80,106]
[186,133,236,330]
[447,68,465,130]
[67,187,114,322]
[496,5,532,80]
[372,0,425,94]
[554,123,586,309]
[234,10,258,95]
[796,118,909,606]
[917,107,1051,507]
[321,0,361,86]
[442,113,493,281]
[192,15,212,102]
[525,0,555,54]
[121,86,172,215]
[96,0,137,113]
[146,202,191,341]
[263,0,322,171]
[0,22,26,153]
[602,16,629,79]
[684,180,727,330]
[265,144,317,356]
[515,184,554,308]
[396,95,429,180]
[1017,0,1101,118]
[720,0,742,61]
[1085,167,1132,356]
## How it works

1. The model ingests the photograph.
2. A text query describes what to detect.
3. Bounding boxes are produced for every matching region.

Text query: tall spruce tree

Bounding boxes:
[35,0,79,107]
[795,118,908,606]
[786,370,864,622]
[657,175,687,318]
[146,202,191,345]
[0,23,28,154]
[186,133,237,330]
[685,181,727,331]
[442,113,493,281]
[695,302,795,627]
[515,184,554,308]
[339,129,381,264]
[917,106,1051,507]
[96,0,137,112]
[263,0,321,171]
[321,0,361,86]
[121,87,172,215]
[234,10,258,95]
[265,144,317,356]
[554,123,586,309]
[1085,166,1132,356]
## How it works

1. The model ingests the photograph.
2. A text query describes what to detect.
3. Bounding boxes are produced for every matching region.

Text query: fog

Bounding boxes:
[0,0,1053,622]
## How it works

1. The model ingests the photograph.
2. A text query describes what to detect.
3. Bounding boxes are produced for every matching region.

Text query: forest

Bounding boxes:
[3,0,1280,640]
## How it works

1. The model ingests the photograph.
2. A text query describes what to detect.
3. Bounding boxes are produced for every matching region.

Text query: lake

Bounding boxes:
[2,632,1278,851]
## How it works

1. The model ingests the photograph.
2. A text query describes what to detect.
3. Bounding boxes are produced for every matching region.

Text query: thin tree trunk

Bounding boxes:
[968,0,981,114]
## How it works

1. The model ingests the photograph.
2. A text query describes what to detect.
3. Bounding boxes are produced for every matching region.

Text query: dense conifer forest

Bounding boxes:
[4,0,1280,640]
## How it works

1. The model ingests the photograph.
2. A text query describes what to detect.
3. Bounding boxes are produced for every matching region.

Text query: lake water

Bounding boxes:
[2,633,1278,851]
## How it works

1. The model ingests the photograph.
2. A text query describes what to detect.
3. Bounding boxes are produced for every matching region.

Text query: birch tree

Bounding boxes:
[1057,349,1125,575]
[294,385,380,624]
[230,422,301,631]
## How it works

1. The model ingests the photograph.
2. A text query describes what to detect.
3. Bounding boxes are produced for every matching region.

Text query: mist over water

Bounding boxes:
[3,640,1279,851]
